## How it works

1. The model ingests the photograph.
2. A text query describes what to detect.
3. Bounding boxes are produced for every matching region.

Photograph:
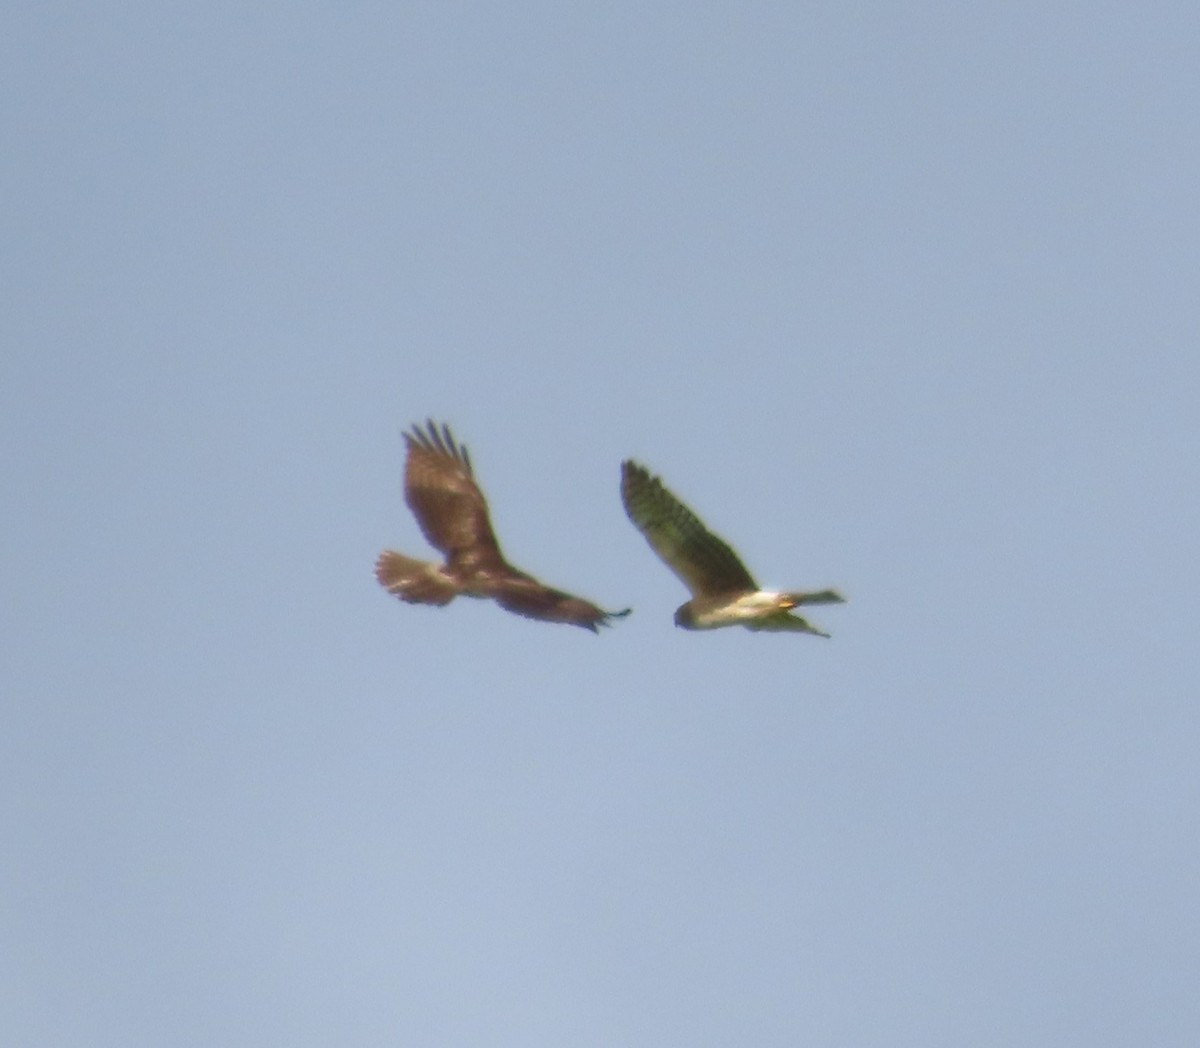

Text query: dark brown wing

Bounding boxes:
[488,571,632,632]
[403,420,503,566]
[620,461,758,597]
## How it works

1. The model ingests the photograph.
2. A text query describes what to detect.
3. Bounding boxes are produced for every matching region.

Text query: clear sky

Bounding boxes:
[4,3,1198,1046]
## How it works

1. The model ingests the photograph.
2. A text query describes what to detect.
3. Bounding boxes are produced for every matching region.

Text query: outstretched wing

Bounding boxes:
[393,421,631,632]
[744,612,831,638]
[489,571,632,633]
[620,461,758,597]
[404,420,502,565]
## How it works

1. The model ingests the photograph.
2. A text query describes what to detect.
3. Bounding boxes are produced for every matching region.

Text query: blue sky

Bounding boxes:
[4,3,1199,1045]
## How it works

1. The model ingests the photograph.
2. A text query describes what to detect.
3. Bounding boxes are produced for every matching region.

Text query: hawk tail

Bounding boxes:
[374,550,458,606]
[781,588,846,607]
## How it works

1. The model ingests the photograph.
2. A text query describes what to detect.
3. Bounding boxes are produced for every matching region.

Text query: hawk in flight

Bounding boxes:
[376,421,630,632]
[620,461,845,636]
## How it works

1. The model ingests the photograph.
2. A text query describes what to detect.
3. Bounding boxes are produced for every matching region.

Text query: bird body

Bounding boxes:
[676,589,844,632]
[376,421,629,632]
[620,461,844,636]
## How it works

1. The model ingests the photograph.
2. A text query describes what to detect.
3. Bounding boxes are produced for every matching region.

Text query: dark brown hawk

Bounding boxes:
[620,461,845,636]
[376,421,630,632]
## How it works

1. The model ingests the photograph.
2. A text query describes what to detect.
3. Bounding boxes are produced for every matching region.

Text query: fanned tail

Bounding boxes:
[374,550,459,606]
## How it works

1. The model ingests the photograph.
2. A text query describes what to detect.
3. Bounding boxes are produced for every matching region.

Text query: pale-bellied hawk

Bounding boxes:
[620,461,844,636]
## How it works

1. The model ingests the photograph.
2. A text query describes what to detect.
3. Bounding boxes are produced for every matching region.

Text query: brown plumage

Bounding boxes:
[376,421,630,632]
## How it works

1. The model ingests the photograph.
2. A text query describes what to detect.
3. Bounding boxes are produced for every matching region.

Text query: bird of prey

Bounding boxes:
[620,461,845,636]
[376,421,630,632]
